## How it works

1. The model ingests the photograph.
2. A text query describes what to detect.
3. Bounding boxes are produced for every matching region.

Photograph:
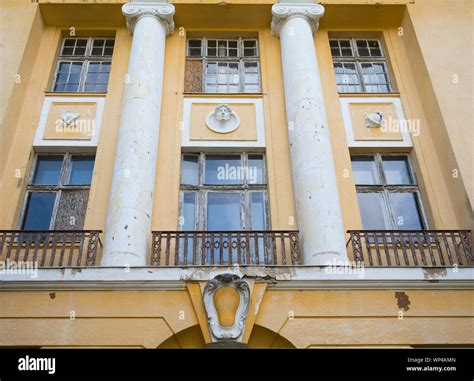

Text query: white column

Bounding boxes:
[272,2,348,264]
[102,2,175,266]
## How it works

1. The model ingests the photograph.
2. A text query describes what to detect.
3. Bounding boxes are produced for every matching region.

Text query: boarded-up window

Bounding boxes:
[184,60,203,93]
[54,190,90,230]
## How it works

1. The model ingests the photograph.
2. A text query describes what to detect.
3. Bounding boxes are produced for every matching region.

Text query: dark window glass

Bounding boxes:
[69,156,95,185]
[248,155,265,184]
[251,192,265,230]
[181,155,199,185]
[382,156,413,185]
[207,193,241,230]
[351,156,379,185]
[182,192,196,230]
[389,192,423,230]
[22,192,56,230]
[33,157,63,185]
[205,155,242,185]
[357,192,390,229]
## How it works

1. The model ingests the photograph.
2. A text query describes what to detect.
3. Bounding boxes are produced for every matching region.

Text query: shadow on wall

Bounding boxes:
[158,325,295,349]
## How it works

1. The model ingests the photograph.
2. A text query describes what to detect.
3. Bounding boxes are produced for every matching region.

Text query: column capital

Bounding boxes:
[122,2,175,36]
[271,2,325,37]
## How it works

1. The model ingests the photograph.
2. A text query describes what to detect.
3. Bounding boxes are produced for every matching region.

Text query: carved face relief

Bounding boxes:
[216,105,232,123]
[206,104,240,134]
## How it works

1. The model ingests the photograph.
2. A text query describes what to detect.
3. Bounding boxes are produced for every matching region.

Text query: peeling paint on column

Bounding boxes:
[272,3,348,265]
[102,2,175,266]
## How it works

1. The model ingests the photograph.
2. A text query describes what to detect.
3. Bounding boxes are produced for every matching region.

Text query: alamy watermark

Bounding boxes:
[55,117,95,137]
[0,259,38,278]
[324,259,365,278]
[217,164,258,184]
[380,115,420,137]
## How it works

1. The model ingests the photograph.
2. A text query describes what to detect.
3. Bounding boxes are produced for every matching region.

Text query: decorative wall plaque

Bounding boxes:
[203,273,250,342]
[364,112,384,128]
[205,104,240,134]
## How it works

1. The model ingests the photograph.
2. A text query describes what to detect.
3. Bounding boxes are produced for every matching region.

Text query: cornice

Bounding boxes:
[271,2,325,37]
[122,2,175,36]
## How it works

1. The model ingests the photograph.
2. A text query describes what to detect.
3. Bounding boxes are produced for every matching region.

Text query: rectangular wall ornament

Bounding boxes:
[33,96,105,151]
[340,97,413,148]
[182,97,265,148]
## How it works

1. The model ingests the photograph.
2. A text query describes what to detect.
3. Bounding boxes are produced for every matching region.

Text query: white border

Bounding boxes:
[340,97,412,148]
[182,97,265,148]
[33,96,105,150]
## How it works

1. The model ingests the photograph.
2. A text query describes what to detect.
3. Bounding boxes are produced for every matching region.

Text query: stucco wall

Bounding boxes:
[406,0,473,211]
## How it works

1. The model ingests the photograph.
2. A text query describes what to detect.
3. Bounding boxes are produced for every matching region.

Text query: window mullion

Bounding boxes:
[355,60,366,92]
[78,60,87,92]
[383,188,398,230]
[375,153,387,185]
[60,154,70,186]
[49,190,61,230]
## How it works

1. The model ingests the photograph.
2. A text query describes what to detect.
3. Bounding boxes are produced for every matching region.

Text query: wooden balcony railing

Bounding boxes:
[347,230,473,267]
[0,230,102,267]
[150,230,300,266]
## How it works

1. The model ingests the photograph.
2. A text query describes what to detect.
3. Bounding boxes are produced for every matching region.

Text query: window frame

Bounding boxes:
[330,37,394,94]
[51,36,115,93]
[19,153,95,230]
[352,153,428,230]
[185,37,261,94]
[179,152,269,231]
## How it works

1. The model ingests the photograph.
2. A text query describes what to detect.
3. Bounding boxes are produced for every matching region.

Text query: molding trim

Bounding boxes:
[0,266,472,291]
[271,3,325,37]
[122,2,175,36]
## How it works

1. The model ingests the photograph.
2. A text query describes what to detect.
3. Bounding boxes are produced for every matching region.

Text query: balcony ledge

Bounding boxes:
[0,266,472,291]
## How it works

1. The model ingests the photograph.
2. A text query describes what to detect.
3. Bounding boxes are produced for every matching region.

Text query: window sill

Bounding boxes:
[44,91,108,97]
[182,92,264,98]
[338,92,400,98]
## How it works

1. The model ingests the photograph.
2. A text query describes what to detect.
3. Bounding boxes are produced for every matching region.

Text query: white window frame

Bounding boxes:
[18,153,95,230]
[51,37,115,93]
[352,153,428,230]
[185,37,261,93]
[179,152,269,231]
[330,37,394,93]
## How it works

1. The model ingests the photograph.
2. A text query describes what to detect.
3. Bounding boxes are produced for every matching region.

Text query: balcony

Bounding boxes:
[347,230,473,267]
[1,229,471,269]
[150,230,301,266]
[0,230,102,267]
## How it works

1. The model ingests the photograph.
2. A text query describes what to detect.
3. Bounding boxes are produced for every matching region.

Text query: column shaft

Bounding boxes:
[102,7,171,266]
[274,6,348,264]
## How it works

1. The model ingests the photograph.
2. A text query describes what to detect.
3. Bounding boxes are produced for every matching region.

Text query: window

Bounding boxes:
[329,37,393,93]
[179,153,268,231]
[52,37,115,92]
[21,154,95,230]
[351,154,425,230]
[184,38,261,93]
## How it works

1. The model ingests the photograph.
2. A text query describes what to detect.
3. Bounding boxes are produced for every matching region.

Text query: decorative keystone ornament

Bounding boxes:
[203,273,250,342]
[365,112,384,128]
[205,104,240,134]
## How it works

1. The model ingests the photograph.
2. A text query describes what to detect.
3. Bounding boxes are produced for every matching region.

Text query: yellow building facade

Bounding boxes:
[0,0,472,348]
